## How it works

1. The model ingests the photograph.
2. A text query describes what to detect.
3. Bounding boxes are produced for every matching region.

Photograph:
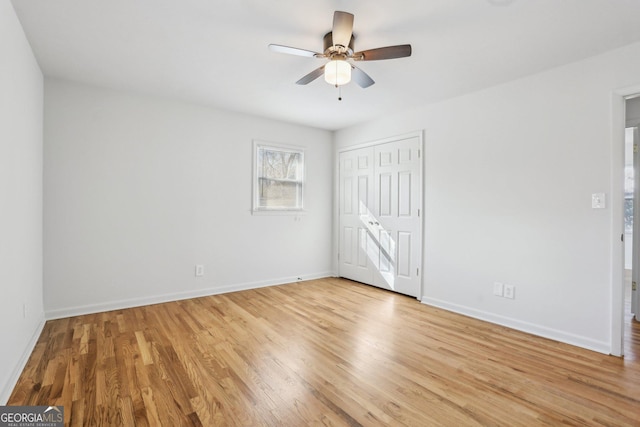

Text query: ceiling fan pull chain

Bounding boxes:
[338,85,343,101]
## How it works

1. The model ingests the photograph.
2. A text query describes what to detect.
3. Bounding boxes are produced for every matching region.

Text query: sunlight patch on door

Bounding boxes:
[359,201,396,289]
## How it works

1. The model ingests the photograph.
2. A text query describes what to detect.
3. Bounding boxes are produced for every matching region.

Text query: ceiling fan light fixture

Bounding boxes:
[324,59,351,86]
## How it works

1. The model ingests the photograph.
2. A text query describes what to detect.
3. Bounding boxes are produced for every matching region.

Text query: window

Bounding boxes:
[253,141,304,212]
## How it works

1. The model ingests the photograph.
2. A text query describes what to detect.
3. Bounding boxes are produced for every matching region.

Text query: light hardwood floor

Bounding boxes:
[9,278,640,426]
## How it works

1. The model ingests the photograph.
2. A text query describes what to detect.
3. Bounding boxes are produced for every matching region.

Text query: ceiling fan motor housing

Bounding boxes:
[323,32,355,56]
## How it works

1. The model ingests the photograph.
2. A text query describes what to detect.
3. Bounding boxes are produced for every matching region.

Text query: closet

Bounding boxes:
[338,133,423,298]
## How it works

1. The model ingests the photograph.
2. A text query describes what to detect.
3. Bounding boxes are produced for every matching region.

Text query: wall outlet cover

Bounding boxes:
[493,282,504,297]
[504,284,515,299]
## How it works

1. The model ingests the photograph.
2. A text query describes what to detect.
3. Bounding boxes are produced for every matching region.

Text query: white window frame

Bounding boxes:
[252,140,305,214]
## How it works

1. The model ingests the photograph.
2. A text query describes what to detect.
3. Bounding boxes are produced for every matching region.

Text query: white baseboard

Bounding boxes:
[45,272,333,320]
[421,296,611,355]
[1,317,46,405]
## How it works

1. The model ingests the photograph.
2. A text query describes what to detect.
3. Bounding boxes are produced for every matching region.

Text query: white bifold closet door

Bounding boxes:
[339,134,422,298]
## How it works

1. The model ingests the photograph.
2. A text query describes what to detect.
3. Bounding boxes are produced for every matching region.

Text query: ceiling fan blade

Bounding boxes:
[296,65,326,85]
[353,44,412,61]
[269,44,320,58]
[332,11,354,47]
[351,65,375,88]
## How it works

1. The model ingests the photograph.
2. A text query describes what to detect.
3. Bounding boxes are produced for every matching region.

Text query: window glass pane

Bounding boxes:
[254,143,304,211]
[259,179,302,208]
[260,149,301,180]
[625,197,633,233]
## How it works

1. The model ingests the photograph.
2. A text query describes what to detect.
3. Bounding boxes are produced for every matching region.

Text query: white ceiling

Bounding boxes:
[11,0,640,131]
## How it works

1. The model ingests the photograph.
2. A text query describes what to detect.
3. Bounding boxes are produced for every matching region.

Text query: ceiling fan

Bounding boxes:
[268,11,412,89]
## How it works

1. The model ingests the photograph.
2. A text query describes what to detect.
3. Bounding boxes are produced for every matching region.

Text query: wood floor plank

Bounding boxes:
[8,278,640,426]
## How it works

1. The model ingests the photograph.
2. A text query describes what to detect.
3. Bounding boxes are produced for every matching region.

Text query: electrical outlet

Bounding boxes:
[195,264,204,277]
[504,284,515,299]
[493,282,504,297]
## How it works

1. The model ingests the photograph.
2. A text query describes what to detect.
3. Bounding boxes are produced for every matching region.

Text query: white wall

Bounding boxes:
[0,0,44,404]
[44,79,333,318]
[335,41,640,354]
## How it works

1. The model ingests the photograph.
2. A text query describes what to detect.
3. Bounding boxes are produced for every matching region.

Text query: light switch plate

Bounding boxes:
[592,193,605,209]
[195,264,204,277]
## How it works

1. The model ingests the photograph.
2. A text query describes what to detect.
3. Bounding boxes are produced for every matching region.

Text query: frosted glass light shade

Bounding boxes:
[324,60,351,86]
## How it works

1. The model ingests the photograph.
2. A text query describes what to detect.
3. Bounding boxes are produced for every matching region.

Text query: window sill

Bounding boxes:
[251,209,307,216]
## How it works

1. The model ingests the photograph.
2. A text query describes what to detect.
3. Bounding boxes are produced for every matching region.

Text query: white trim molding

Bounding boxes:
[45,272,333,320]
[1,318,46,405]
[421,297,610,355]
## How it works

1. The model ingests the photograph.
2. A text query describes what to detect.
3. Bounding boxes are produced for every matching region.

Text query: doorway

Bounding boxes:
[625,97,640,325]
[611,94,640,357]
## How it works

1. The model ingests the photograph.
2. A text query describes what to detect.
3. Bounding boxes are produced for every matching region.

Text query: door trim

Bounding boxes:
[632,127,640,318]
